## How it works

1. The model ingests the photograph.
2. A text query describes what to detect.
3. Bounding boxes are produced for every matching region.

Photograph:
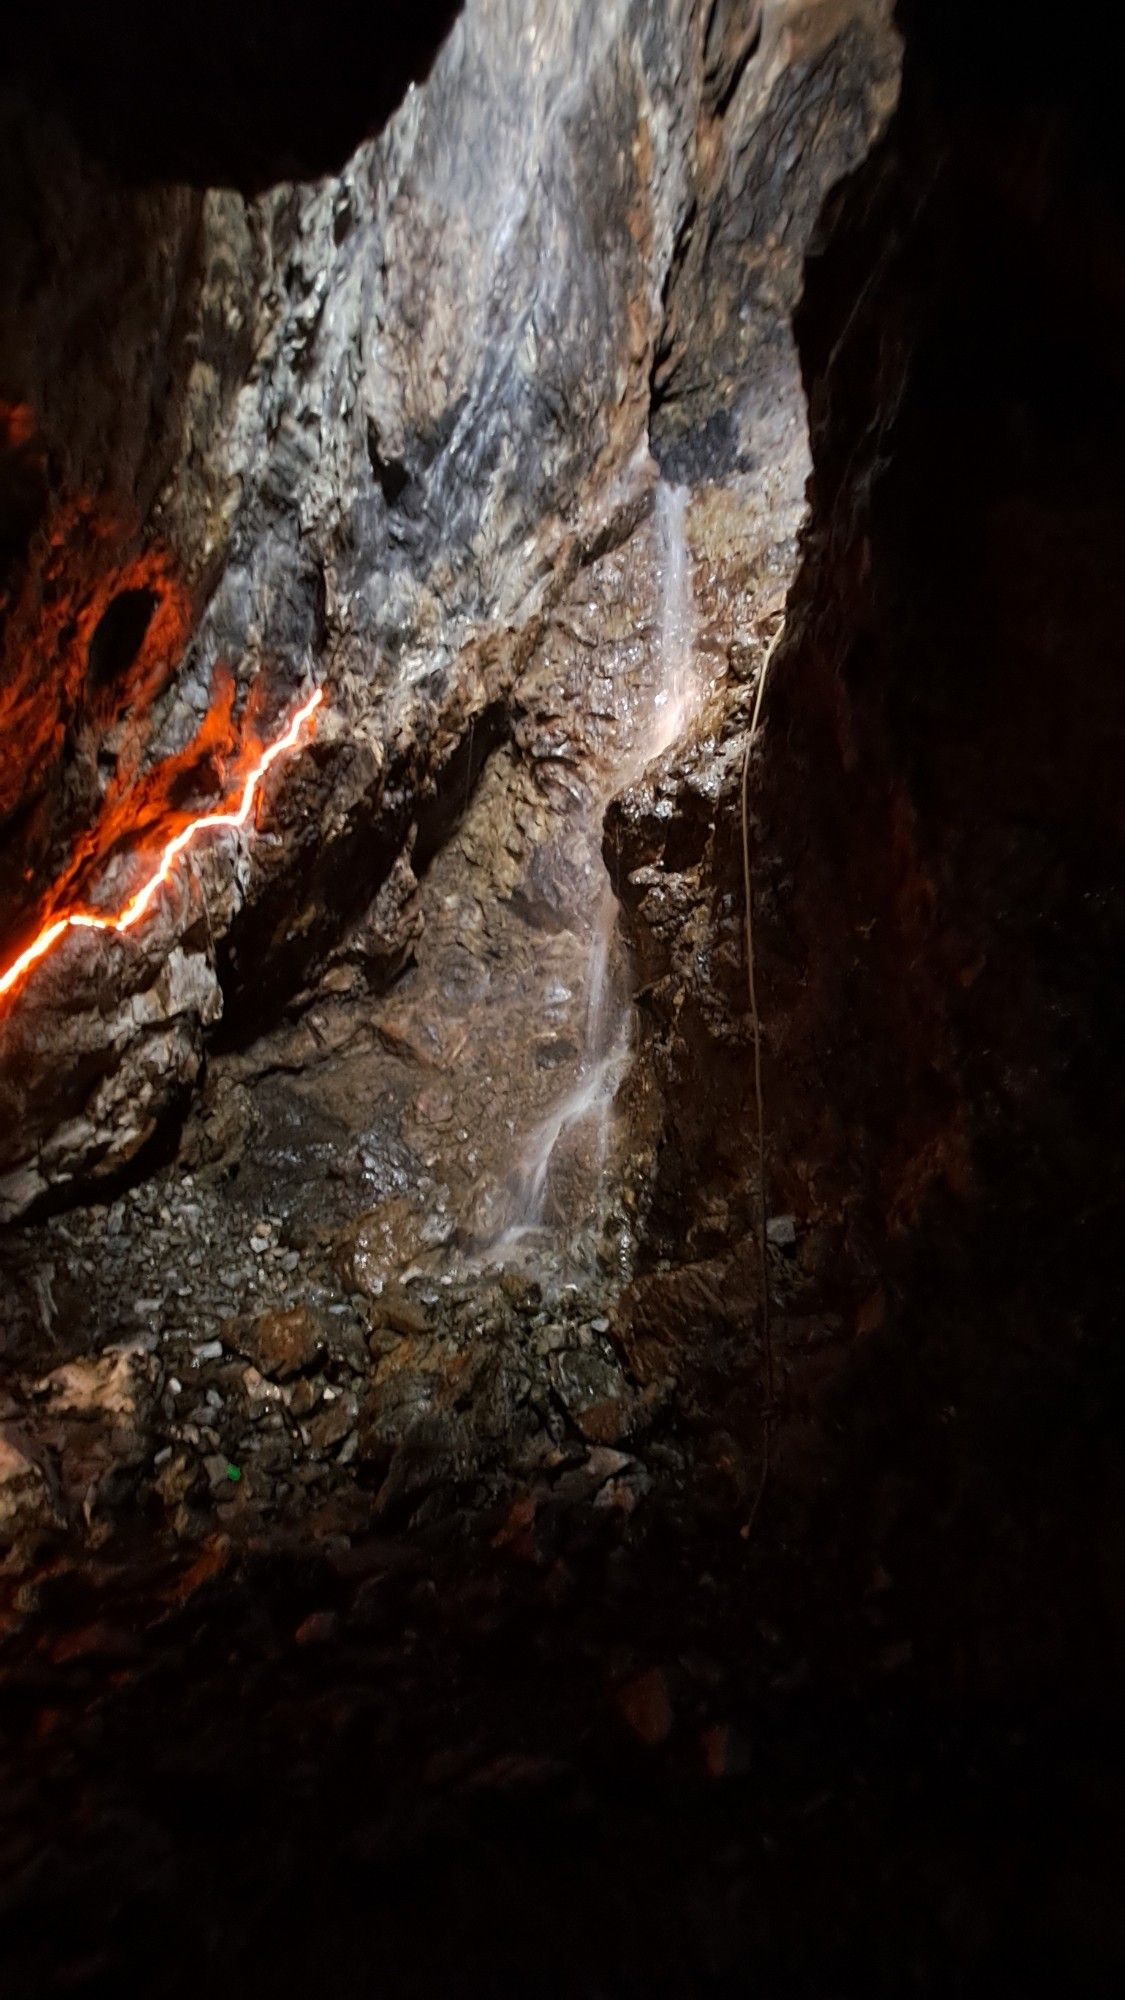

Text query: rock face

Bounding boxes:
[0,0,899,1215]
[612,0,1125,1662]
[3,15,1124,1992]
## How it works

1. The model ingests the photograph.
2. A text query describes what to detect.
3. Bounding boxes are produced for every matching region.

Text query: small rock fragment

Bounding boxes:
[229,1306,326,1381]
[288,1377,322,1417]
[373,1286,431,1338]
[766,1214,797,1246]
[295,1610,339,1646]
[308,1395,357,1453]
[616,1667,673,1746]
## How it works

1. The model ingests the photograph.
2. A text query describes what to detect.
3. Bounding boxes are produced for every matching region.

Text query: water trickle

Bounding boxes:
[649,481,697,767]
[484,479,700,1266]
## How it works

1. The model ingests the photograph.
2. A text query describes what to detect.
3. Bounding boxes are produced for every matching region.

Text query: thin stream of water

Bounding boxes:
[490,479,699,1261]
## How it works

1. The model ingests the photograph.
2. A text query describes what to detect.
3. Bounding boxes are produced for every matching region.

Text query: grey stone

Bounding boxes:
[766,1215,797,1247]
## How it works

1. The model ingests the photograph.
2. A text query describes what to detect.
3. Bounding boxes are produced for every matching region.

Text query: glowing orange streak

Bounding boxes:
[0,687,323,1004]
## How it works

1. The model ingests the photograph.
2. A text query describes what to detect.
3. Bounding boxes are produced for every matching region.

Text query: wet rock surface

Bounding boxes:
[0,0,898,1211]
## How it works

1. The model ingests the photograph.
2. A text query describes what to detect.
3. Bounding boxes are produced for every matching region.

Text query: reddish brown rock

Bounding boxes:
[615,1667,674,1747]
[230,1307,326,1382]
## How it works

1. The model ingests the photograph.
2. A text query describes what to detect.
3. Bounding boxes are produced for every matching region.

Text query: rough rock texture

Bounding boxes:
[0,0,898,1215]
[0,0,902,1561]
[613,0,1125,1694]
[4,5,1125,1992]
[0,0,900,1620]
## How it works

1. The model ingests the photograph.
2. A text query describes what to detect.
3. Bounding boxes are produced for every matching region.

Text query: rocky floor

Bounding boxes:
[1,1349,1121,1999]
[0,865,650,1561]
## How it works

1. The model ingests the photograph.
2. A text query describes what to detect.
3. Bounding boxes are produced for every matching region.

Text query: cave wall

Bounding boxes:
[615,0,1125,1646]
[1,0,683,1210]
[5,0,1113,1681]
[764,8,1125,1308]
[0,0,898,1216]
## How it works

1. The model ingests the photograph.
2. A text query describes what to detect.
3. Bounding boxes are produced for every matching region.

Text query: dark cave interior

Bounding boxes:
[1,2,1124,1993]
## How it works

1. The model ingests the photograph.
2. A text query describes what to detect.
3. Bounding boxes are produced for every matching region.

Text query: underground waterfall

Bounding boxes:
[4,0,1120,1991]
[487,479,700,1266]
[0,0,913,1931]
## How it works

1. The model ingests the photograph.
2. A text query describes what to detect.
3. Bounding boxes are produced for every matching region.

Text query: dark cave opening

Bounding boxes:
[367,419,412,509]
[2,0,1124,1993]
[6,0,463,188]
[86,585,159,694]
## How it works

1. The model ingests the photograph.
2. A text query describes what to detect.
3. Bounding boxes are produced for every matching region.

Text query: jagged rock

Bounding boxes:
[307,1393,358,1455]
[35,1344,159,1435]
[371,1287,433,1339]
[340,1202,438,1291]
[0,1427,59,1548]
[227,1305,327,1381]
[0,0,900,1211]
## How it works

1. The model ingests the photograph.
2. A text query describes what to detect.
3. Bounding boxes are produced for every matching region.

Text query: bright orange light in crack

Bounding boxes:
[0,687,324,1006]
